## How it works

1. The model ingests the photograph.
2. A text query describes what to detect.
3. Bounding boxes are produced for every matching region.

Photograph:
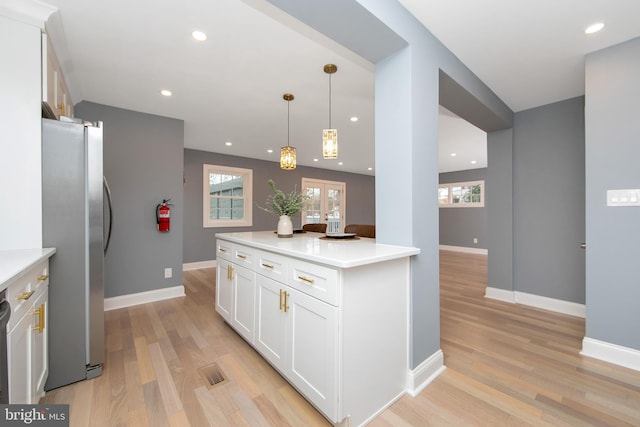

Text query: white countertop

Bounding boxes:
[0,248,56,292]
[216,231,419,268]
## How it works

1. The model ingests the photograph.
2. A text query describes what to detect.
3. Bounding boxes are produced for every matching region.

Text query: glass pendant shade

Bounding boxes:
[280,93,296,170]
[280,145,296,170]
[322,129,338,159]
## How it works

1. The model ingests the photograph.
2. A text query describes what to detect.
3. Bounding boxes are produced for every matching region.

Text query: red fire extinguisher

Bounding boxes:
[156,199,172,232]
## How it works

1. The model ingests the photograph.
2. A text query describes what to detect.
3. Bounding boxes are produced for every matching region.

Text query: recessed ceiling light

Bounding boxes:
[192,30,207,41]
[471,160,477,164]
[160,89,172,97]
[267,149,273,153]
[350,117,358,122]
[585,22,605,34]
[338,162,343,166]
[313,158,319,162]
[367,167,373,171]
[225,141,232,146]
[450,153,457,157]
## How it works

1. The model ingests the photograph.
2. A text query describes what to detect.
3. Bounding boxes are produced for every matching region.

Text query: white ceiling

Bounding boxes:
[39,0,640,175]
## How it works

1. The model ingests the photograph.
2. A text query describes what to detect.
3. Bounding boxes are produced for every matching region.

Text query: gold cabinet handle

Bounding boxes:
[283,291,289,313]
[279,289,284,311]
[219,247,227,253]
[32,303,45,333]
[261,263,274,270]
[298,276,315,285]
[227,264,233,281]
[17,291,35,301]
[37,274,49,281]
[236,254,247,259]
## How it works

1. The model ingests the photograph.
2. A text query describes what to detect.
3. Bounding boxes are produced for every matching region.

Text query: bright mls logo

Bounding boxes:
[0,405,69,426]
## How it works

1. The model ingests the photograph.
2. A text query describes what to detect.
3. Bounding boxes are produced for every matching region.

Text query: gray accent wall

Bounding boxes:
[585,37,640,350]
[183,148,375,264]
[439,168,487,249]
[75,101,184,298]
[513,97,585,303]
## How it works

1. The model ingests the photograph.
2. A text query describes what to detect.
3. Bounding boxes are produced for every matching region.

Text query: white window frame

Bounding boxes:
[301,178,346,231]
[439,180,484,208]
[203,164,253,227]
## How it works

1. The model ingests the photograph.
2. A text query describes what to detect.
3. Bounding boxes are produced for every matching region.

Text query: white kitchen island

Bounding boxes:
[215,231,419,426]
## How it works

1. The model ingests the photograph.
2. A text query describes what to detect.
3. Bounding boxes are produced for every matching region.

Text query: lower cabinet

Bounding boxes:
[215,237,412,426]
[7,260,50,404]
[256,274,338,420]
[215,259,233,323]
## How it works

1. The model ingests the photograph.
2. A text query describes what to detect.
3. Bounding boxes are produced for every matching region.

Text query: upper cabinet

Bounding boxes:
[42,33,72,118]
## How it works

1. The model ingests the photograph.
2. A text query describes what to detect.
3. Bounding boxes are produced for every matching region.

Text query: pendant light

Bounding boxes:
[280,93,296,170]
[322,64,338,159]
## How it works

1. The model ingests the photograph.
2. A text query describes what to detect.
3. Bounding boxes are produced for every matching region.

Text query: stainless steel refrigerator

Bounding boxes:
[42,117,113,390]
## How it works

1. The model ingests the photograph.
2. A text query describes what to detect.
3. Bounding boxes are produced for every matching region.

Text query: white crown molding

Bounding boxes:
[104,285,185,311]
[581,337,640,372]
[0,0,56,28]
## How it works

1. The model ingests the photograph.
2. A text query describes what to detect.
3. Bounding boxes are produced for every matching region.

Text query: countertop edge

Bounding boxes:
[216,232,420,268]
[0,248,57,292]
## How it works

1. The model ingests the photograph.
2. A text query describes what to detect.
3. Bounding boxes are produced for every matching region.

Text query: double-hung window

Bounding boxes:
[203,164,253,227]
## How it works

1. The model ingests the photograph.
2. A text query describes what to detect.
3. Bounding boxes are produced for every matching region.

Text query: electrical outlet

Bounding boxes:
[473,238,478,244]
[164,268,172,278]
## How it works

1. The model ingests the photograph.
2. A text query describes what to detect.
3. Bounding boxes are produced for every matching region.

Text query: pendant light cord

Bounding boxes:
[328,73,332,128]
[287,99,290,147]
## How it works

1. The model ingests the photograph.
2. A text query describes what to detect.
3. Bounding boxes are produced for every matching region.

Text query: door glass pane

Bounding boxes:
[305,187,321,223]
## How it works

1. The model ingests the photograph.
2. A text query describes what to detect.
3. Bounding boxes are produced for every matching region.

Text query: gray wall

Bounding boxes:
[585,37,640,350]
[75,101,184,298]
[513,97,585,303]
[439,168,488,249]
[184,148,375,263]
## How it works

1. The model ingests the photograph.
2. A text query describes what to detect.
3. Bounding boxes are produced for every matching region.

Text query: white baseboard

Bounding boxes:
[407,350,446,397]
[485,288,585,318]
[104,285,186,311]
[439,245,488,255]
[183,260,216,271]
[485,286,515,303]
[581,337,640,372]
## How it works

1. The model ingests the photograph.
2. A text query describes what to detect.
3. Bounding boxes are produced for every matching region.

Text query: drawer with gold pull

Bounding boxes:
[7,260,49,332]
[256,250,289,282]
[289,260,339,306]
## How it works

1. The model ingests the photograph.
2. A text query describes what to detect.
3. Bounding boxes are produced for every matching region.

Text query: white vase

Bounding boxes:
[277,215,293,238]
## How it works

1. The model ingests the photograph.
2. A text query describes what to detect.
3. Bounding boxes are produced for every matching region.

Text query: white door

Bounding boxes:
[286,286,338,421]
[232,264,256,344]
[301,178,346,232]
[31,288,48,402]
[215,259,233,323]
[255,275,287,372]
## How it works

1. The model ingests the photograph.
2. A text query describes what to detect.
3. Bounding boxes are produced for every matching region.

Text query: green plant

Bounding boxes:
[258,179,308,216]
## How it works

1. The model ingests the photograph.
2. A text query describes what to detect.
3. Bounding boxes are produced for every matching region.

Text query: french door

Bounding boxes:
[301,178,346,232]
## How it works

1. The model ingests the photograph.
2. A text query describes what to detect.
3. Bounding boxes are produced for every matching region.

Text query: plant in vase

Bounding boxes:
[258,179,308,237]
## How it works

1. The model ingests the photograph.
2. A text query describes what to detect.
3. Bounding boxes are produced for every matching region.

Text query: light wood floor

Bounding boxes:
[41,251,640,426]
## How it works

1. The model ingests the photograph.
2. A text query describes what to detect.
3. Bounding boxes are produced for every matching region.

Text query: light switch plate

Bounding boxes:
[607,189,640,207]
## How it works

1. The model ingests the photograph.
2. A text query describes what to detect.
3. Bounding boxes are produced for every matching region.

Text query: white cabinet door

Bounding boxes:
[231,264,256,344]
[255,274,287,372]
[30,287,48,402]
[8,305,31,404]
[215,259,233,322]
[286,287,338,421]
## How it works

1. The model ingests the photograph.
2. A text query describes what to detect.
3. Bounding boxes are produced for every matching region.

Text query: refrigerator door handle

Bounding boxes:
[103,176,113,255]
